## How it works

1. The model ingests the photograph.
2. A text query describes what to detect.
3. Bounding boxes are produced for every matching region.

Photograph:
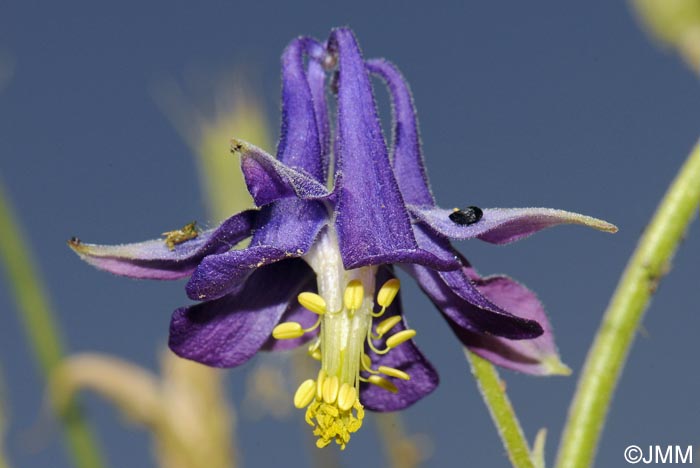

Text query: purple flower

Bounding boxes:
[70,28,616,449]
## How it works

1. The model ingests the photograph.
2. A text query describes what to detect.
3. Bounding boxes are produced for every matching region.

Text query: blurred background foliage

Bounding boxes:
[632,0,700,74]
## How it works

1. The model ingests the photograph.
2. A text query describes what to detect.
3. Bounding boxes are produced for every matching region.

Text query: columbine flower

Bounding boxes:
[70,28,616,449]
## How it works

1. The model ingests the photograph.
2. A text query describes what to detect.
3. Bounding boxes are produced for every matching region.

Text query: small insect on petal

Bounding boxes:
[162,221,199,250]
[449,206,483,225]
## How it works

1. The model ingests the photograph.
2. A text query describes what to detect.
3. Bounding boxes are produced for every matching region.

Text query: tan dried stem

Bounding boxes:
[51,351,236,468]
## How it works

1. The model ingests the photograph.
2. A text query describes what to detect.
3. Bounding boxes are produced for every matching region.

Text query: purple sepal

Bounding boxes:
[360,267,439,412]
[305,39,331,181]
[339,245,460,271]
[262,272,320,351]
[455,271,571,376]
[328,28,423,269]
[186,203,327,301]
[169,259,312,368]
[235,139,330,206]
[68,210,257,280]
[403,263,543,339]
[410,206,618,245]
[276,37,324,180]
[366,58,434,206]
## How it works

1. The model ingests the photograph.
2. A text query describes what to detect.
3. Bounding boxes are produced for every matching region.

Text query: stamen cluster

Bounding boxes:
[272,275,415,449]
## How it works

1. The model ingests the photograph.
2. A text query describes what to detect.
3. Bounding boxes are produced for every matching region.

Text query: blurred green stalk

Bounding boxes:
[0,370,9,468]
[0,182,106,468]
[556,141,700,467]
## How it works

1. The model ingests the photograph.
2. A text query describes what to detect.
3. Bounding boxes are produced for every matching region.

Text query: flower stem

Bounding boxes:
[466,349,534,468]
[555,141,700,468]
[0,183,107,468]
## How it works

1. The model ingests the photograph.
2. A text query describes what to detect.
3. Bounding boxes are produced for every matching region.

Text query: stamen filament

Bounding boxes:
[279,230,417,450]
[367,328,417,355]
[304,316,322,333]
[378,366,411,381]
[367,375,398,393]
[366,327,386,354]
[360,353,378,374]
[375,315,402,337]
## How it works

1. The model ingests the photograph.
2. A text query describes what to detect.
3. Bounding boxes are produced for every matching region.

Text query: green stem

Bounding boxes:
[0,183,107,468]
[466,350,534,468]
[556,141,700,468]
[0,447,9,468]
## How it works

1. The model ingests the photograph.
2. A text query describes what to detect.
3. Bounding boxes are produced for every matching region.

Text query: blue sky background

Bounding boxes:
[1,1,699,467]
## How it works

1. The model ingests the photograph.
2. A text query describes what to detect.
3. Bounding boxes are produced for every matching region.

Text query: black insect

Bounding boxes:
[449,206,483,225]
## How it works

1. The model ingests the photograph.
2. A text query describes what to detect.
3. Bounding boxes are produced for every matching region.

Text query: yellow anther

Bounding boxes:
[305,398,365,450]
[316,369,327,400]
[386,329,416,349]
[378,366,411,381]
[272,322,304,340]
[298,292,327,315]
[367,375,398,393]
[322,375,339,404]
[308,338,320,352]
[375,315,402,337]
[360,353,372,371]
[337,383,357,412]
[343,279,364,311]
[294,379,317,408]
[377,278,400,307]
[309,348,322,361]
[316,438,331,449]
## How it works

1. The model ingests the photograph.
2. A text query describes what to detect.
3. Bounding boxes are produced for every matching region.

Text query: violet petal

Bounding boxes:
[366,58,435,206]
[305,39,331,181]
[403,263,543,339]
[169,259,312,368]
[262,271,320,351]
[236,139,330,206]
[328,28,422,269]
[186,201,327,301]
[410,206,618,245]
[68,210,257,280]
[275,37,324,180]
[454,271,571,376]
[361,267,439,412]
